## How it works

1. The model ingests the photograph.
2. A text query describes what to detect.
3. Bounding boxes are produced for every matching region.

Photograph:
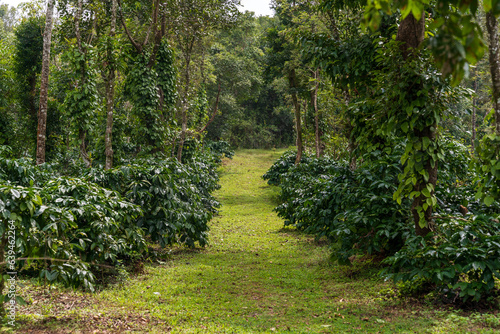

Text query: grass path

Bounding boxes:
[16,149,499,333]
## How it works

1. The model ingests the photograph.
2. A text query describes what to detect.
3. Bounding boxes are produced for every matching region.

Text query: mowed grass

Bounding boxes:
[12,149,500,333]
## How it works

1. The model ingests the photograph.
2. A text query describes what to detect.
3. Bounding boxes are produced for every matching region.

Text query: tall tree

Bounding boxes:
[269,0,305,165]
[104,0,117,169]
[36,0,55,165]
[118,0,177,153]
[395,13,432,237]
[13,17,44,133]
[271,0,330,163]
[486,12,500,138]
[165,0,240,162]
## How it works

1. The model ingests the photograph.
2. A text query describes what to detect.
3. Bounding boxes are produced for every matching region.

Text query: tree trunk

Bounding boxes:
[79,129,91,167]
[289,69,303,165]
[198,80,221,134]
[75,0,83,52]
[486,12,500,137]
[411,126,437,237]
[177,108,188,163]
[396,13,432,237]
[105,0,117,170]
[36,0,55,165]
[472,79,477,153]
[177,41,194,163]
[396,13,425,58]
[343,90,356,170]
[311,69,321,158]
[75,0,92,163]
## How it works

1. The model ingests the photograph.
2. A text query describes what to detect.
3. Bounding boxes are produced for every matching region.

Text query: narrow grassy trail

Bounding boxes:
[18,149,492,333]
[92,149,431,334]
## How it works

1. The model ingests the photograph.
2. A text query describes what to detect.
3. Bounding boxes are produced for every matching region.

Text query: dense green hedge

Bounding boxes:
[0,142,232,301]
[265,139,500,303]
[87,156,220,247]
[271,148,411,264]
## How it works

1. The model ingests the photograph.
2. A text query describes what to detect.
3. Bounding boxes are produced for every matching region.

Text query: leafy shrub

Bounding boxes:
[382,215,500,302]
[274,149,411,264]
[262,150,311,186]
[0,147,56,187]
[267,138,500,302]
[433,136,500,216]
[87,157,220,247]
[40,177,146,264]
[0,144,223,303]
[0,183,98,299]
[206,140,234,162]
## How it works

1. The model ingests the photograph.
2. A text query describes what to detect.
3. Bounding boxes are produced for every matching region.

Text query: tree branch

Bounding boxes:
[198,80,222,133]
[117,0,142,53]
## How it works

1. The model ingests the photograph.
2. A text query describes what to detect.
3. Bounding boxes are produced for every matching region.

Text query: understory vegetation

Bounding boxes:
[264,138,500,304]
[0,141,232,300]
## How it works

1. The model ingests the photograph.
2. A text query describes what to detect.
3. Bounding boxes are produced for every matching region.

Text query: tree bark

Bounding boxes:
[486,12,500,137]
[74,0,90,164]
[289,69,303,165]
[36,0,55,165]
[311,69,321,158]
[198,80,221,134]
[105,0,117,170]
[176,38,195,163]
[396,13,432,237]
[472,79,477,153]
[396,13,425,58]
[75,0,83,52]
[79,128,91,167]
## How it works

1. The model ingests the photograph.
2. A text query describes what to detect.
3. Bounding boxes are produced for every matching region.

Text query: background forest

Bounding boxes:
[1,0,500,322]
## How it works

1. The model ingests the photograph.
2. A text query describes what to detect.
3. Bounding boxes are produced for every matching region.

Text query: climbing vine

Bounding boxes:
[124,51,164,151]
[62,43,98,162]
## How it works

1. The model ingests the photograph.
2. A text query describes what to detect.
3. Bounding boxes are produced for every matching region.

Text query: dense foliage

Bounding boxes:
[265,136,500,303]
[2,0,500,317]
[87,156,221,247]
[269,148,411,265]
[0,142,231,305]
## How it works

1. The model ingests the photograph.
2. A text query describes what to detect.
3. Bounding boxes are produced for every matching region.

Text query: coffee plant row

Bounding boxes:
[0,142,232,299]
[265,138,500,303]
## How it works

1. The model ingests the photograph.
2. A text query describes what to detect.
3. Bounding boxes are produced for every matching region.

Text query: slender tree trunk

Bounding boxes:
[177,41,193,163]
[29,77,37,121]
[472,80,477,153]
[396,13,432,237]
[75,0,83,52]
[36,0,55,165]
[105,0,117,170]
[343,90,356,170]
[289,69,303,165]
[177,107,188,163]
[198,80,221,134]
[311,69,321,158]
[79,128,91,166]
[75,0,91,164]
[486,12,500,137]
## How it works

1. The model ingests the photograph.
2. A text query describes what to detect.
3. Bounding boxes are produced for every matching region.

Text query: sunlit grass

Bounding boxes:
[13,149,500,333]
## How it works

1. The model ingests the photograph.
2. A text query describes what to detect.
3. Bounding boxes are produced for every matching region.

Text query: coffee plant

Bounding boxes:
[87,156,220,247]
[266,137,500,302]
[0,140,226,312]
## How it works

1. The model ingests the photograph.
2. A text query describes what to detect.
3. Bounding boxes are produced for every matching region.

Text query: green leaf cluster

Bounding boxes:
[87,155,221,247]
[267,148,411,265]
[382,215,500,302]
